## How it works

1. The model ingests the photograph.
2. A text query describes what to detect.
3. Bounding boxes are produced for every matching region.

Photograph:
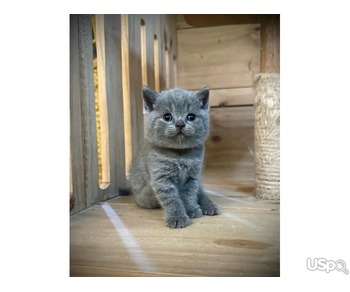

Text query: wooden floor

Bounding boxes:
[70,107,280,276]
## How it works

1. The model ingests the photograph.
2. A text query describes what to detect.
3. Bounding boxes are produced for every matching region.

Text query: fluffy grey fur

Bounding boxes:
[129,86,220,228]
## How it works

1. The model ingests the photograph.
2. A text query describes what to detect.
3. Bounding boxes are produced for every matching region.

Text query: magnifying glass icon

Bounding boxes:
[336,260,349,275]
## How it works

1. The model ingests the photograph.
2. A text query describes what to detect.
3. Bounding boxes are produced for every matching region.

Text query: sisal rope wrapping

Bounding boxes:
[254,73,280,199]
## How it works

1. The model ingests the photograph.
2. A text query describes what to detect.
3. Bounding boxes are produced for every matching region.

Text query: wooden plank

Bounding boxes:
[70,15,86,214]
[203,107,255,189]
[167,15,178,88]
[173,55,178,87]
[70,192,279,276]
[183,14,264,27]
[70,265,188,277]
[138,15,154,135]
[209,87,255,107]
[260,15,280,73]
[140,18,148,86]
[156,17,168,90]
[164,46,170,89]
[121,15,133,174]
[104,14,127,197]
[70,15,101,213]
[142,15,156,90]
[95,15,111,190]
[70,147,73,210]
[157,15,176,91]
[76,15,100,208]
[160,15,175,89]
[153,33,160,92]
[127,15,144,164]
[177,24,260,90]
[154,16,166,91]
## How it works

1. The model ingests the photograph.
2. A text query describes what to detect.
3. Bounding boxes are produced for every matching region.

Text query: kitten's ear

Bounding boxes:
[196,87,210,110]
[142,86,159,112]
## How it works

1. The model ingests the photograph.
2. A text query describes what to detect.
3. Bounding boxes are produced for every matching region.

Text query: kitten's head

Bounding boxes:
[143,86,210,149]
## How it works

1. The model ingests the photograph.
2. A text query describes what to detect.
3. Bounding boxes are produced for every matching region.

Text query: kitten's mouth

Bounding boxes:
[176,130,185,136]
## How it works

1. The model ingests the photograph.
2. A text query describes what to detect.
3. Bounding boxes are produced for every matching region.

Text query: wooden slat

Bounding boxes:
[121,15,133,175]
[140,18,148,86]
[70,15,101,213]
[168,15,178,88]
[164,46,170,88]
[70,15,86,214]
[142,15,156,90]
[70,147,73,210]
[138,15,154,135]
[160,15,177,89]
[70,265,188,277]
[159,15,175,91]
[209,87,255,107]
[177,24,260,90]
[163,17,171,89]
[184,14,264,27]
[154,16,165,91]
[76,15,100,208]
[95,15,111,190]
[173,55,178,87]
[104,14,127,197]
[127,15,144,166]
[153,33,160,92]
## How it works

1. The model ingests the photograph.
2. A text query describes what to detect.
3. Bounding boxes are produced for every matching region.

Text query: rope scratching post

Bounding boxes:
[254,15,280,199]
[254,73,280,199]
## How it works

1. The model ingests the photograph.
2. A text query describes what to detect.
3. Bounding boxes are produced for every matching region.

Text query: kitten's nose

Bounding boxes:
[175,120,185,129]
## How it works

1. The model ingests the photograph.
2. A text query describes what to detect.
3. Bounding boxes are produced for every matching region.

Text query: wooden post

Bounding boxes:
[70,15,100,214]
[260,15,280,73]
[70,15,85,213]
[104,14,127,198]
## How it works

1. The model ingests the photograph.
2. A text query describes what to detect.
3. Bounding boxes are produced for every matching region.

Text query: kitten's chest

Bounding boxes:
[149,145,204,184]
[172,157,202,183]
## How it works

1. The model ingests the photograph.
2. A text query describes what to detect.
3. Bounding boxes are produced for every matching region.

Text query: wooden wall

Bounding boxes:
[176,15,260,189]
[176,15,260,107]
[70,14,177,215]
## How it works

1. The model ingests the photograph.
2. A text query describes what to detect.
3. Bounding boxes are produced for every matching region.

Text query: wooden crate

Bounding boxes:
[70,15,177,214]
[70,14,279,213]
[70,14,280,277]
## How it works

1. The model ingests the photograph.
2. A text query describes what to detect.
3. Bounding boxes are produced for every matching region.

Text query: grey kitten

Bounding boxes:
[129,86,220,228]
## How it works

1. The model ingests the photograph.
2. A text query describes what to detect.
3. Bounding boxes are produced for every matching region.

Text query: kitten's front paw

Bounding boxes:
[201,202,221,216]
[187,207,203,219]
[166,216,191,228]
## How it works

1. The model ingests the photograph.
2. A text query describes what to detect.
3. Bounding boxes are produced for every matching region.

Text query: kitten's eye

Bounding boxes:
[163,113,172,122]
[187,113,196,121]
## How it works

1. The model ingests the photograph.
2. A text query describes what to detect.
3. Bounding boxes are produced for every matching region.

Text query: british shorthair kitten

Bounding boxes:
[129,86,220,228]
